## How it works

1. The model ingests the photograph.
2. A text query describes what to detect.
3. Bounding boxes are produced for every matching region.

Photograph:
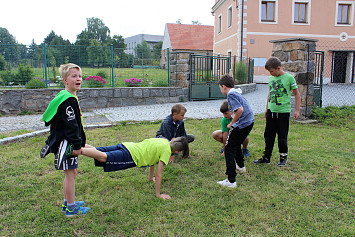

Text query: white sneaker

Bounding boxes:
[217,179,236,188]
[236,166,246,173]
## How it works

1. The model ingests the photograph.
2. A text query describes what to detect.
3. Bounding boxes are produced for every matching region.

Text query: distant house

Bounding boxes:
[124,34,163,56]
[212,0,355,83]
[160,23,214,68]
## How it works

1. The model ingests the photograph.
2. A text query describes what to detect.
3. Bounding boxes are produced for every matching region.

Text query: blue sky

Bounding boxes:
[1,0,215,45]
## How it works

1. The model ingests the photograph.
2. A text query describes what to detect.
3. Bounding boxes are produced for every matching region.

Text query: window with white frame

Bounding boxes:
[292,0,311,24]
[218,14,222,33]
[228,5,233,28]
[261,1,276,22]
[259,0,278,24]
[336,1,354,25]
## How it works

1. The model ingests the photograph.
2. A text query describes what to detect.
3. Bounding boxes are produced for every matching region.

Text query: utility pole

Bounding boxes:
[240,0,244,61]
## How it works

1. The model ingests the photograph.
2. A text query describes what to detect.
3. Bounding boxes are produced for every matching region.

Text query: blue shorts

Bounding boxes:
[95,144,136,172]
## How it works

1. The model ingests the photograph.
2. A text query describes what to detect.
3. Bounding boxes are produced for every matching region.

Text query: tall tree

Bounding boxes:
[86,17,111,45]
[153,41,163,59]
[135,40,152,59]
[0,27,19,62]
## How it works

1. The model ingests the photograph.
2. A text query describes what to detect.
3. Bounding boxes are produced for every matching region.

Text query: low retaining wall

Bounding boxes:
[0,87,189,115]
[0,83,256,115]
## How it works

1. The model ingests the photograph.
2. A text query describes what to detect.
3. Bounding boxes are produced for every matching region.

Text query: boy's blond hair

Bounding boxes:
[59,63,81,79]
[171,104,187,114]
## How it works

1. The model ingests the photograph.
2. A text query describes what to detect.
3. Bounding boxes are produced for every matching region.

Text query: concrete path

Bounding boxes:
[0,85,269,144]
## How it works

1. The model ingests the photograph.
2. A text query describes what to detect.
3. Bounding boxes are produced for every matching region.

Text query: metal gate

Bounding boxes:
[313,51,324,107]
[189,54,230,100]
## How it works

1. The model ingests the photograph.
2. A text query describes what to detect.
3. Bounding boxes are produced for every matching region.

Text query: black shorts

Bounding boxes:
[95,144,136,172]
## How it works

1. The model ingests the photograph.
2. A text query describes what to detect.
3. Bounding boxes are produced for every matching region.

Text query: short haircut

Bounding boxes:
[265,57,282,71]
[59,63,81,79]
[218,74,235,88]
[171,137,189,158]
[171,104,187,114]
[220,100,229,113]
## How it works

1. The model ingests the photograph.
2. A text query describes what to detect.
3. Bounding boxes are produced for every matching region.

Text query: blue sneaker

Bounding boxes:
[242,148,250,157]
[65,205,91,217]
[62,201,85,213]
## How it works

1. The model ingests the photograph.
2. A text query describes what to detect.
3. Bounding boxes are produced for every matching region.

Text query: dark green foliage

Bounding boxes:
[0,54,6,71]
[311,105,355,129]
[96,70,107,79]
[233,61,248,84]
[15,64,34,85]
[25,78,46,89]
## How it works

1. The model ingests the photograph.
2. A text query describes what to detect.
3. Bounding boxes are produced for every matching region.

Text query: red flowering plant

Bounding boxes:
[84,76,106,88]
[125,78,142,87]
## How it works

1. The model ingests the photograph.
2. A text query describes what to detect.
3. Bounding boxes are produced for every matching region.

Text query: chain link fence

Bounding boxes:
[0,44,168,88]
[316,40,355,107]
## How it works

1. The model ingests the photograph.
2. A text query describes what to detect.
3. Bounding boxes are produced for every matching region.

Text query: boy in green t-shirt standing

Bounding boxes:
[254,57,300,167]
[212,100,250,158]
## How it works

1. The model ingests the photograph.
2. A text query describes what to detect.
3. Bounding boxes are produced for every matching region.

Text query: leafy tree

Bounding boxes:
[87,39,109,68]
[86,17,111,45]
[153,41,163,59]
[0,27,19,62]
[44,31,56,44]
[0,54,6,70]
[135,41,152,59]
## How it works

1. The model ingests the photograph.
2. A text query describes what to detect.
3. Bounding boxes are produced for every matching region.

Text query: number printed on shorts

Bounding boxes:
[70,157,78,165]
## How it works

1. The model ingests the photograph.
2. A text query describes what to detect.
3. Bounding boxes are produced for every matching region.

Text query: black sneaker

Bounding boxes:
[277,156,287,167]
[253,156,270,164]
[54,139,73,170]
[40,144,50,158]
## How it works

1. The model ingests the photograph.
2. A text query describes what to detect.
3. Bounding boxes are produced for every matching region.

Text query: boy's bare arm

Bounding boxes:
[293,88,301,119]
[227,107,244,130]
[265,92,270,118]
[155,161,171,200]
[149,166,155,181]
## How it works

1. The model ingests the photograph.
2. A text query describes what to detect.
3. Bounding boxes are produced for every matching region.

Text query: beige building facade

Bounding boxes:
[212,0,355,83]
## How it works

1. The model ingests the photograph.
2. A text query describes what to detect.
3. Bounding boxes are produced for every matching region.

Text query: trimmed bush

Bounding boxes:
[25,78,46,89]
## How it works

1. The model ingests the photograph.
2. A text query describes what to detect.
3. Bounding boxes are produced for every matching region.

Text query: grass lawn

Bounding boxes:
[0,117,354,236]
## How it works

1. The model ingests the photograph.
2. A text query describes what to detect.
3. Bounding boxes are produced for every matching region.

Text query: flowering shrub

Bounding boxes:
[25,78,46,89]
[125,78,142,87]
[84,76,106,88]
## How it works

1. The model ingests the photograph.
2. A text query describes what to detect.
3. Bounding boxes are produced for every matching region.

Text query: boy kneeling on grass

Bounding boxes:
[81,137,189,200]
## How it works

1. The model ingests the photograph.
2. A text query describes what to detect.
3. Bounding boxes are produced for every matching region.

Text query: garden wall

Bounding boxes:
[0,87,189,115]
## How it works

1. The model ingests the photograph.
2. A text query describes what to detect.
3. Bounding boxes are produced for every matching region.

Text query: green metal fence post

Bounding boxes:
[167,48,170,86]
[111,44,114,87]
[44,43,48,88]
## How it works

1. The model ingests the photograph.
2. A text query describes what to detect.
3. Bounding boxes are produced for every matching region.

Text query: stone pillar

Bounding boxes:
[169,51,190,88]
[270,38,318,119]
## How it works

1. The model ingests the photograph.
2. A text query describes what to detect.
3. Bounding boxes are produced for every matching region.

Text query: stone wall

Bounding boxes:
[270,38,318,119]
[0,87,189,115]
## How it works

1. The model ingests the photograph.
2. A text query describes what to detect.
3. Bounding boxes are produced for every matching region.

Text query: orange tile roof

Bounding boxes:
[167,23,214,51]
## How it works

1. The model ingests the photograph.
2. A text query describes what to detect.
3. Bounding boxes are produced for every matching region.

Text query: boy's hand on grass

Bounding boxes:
[221,151,225,156]
[158,194,171,200]
[150,177,156,183]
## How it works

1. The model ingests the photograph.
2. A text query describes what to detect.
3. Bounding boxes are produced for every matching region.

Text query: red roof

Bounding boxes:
[167,23,214,51]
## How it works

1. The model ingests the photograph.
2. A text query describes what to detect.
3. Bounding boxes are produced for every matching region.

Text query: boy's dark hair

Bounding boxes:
[171,104,187,114]
[171,137,189,158]
[218,74,235,88]
[265,57,282,70]
[220,100,229,113]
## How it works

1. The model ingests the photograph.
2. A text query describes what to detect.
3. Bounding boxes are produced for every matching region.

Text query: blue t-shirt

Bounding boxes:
[227,88,254,129]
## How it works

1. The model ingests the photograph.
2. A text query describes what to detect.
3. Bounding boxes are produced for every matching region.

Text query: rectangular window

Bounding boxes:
[337,4,351,24]
[294,2,308,23]
[228,6,233,28]
[218,15,222,33]
[261,1,275,22]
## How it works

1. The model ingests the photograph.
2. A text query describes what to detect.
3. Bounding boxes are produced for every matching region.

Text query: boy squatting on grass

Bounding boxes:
[156,104,195,143]
[40,63,90,217]
[254,57,300,167]
[217,74,254,188]
[81,137,189,200]
[212,99,250,157]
